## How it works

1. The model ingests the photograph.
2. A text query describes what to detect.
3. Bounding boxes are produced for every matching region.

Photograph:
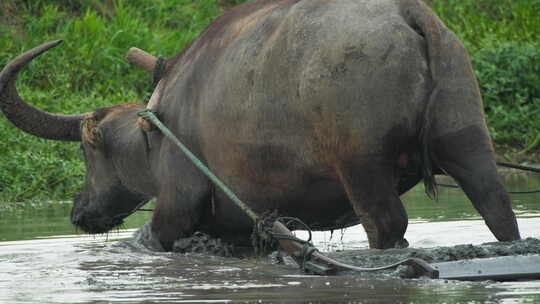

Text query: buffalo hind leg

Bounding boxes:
[337,160,409,249]
[430,125,520,242]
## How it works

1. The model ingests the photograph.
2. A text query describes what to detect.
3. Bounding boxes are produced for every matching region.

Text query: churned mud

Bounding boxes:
[172,231,234,257]
[132,221,164,251]
[133,219,540,279]
[133,221,236,256]
[326,237,540,277]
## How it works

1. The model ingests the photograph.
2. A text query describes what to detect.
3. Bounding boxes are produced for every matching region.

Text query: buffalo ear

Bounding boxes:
[82,113,103,148]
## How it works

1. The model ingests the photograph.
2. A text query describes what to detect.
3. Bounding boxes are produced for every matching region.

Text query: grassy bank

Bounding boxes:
[1,0,538,202]
[428,0,540,158]
[0,0,228,202]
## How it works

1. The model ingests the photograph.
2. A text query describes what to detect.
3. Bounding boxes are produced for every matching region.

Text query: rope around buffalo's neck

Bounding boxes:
[137,109,260,223]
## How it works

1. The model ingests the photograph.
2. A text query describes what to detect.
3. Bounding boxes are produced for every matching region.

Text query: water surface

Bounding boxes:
[1,171,539,303]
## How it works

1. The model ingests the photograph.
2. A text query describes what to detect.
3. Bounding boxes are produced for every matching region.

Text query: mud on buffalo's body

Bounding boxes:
[0,0,520,250]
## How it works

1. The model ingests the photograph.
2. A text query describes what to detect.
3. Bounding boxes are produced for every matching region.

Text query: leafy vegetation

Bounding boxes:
[0,0,227,202]
[0,0,538,202]
[428,0,540,151]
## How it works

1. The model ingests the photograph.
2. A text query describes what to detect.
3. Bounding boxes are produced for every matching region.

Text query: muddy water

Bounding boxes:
[1,171,539,303]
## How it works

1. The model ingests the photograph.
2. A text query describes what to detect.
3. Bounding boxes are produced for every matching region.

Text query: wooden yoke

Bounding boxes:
[126,47,158,72]
[126,47,164,132]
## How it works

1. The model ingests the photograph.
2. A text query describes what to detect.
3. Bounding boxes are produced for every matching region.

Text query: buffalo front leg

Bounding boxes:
[151,142,211,251]
[337,160,409,249]
[152,185,209,251]
[430,125,521,242]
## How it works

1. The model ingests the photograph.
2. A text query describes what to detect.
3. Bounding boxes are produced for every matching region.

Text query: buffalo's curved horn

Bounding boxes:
[126,47,158,72]
[0,40,83,141]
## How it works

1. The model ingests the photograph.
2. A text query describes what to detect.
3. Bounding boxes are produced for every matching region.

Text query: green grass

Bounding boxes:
[0,0,227,202]
[0,0,538,202]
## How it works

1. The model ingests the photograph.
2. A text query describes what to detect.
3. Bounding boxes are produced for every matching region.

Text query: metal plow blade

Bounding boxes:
[432,255,540,281]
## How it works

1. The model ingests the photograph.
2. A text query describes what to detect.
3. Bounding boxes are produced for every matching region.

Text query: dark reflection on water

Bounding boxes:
[402,169,540,222]
[0,170,539,303]
[0,201,154,242]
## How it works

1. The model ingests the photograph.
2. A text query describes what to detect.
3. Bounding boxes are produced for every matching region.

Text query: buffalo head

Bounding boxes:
[0,41,154,234]
[72,105,153,233]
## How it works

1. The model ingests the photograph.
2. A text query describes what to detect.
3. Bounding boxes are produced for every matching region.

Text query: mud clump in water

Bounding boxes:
[131,220,164,251]
[133,221,234,256]
[172,231,234,257]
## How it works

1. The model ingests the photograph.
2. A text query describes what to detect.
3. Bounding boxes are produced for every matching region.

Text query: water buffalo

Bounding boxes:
[0,0,520,250]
